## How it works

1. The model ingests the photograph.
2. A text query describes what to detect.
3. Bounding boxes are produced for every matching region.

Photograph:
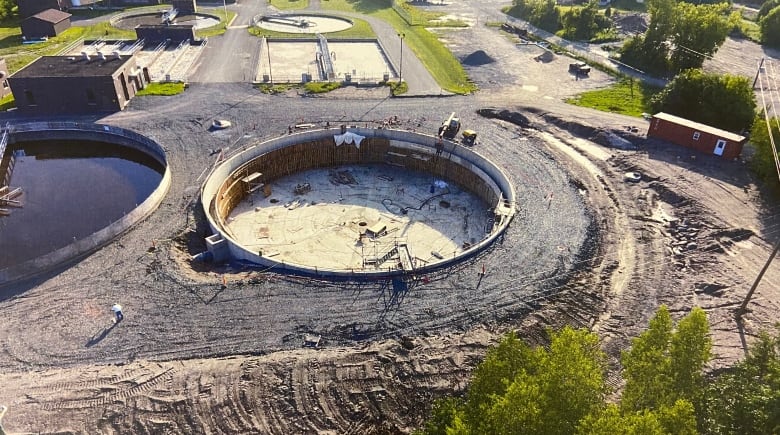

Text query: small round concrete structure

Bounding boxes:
[0,122,170,286]
[256,14,353,34]
[112,11,220,30]
[201,128,516,279]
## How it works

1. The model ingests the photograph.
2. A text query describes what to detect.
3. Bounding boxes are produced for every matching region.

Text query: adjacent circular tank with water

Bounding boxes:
[0,123,170,285]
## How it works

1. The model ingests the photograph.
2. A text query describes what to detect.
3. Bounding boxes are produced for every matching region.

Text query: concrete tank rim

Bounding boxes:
[0,122,171,288]
[200,127,516,280]
[259,12,354,22]
[112,10,222,29]
[255,13,355,31]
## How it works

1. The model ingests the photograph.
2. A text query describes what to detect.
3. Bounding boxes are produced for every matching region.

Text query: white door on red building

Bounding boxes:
[714,139,726,156]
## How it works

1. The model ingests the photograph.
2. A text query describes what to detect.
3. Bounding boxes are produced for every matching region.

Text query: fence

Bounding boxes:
[392,0,420,26]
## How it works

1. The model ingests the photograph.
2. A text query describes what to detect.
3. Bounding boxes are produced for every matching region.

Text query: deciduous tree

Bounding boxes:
[649,69,756,133]
[619,0,730,76]
[0,0,15,20]
[417,307,713,435]
[758,0,780,19]
[760,6,780,48]
[509,0,561,33]
[578,400,698,434]
[669,2,732,73]
[418,327,607,434]
[701,326,780,434]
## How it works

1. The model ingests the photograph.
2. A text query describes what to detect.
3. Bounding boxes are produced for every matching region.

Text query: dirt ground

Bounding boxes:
[2,3,780,434]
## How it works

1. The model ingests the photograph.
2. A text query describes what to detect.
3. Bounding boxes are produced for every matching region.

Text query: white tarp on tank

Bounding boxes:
[334,132,365,149]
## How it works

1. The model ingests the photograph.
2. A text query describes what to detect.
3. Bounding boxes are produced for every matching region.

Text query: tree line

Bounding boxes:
[416,306,780,434]
[508,0,780,74]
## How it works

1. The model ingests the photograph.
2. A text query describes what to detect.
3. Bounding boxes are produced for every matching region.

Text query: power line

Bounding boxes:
[738,59,780,319]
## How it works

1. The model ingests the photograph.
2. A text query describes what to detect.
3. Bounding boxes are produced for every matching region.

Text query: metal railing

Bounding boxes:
[316,34,335,81]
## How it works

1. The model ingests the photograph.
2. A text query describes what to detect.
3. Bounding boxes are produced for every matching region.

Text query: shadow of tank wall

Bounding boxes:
[135,24,195,43]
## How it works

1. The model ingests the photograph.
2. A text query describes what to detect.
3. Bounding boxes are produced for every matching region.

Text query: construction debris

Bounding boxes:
[0,186,23,217]
[294,183,311,195]
[329,170,357,185]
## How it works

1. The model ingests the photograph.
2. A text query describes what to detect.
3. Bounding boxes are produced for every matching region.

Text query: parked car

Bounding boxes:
[569,62,591,75]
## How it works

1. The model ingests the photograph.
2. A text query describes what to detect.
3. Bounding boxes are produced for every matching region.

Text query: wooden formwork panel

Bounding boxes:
[395,152,498,207]
[214,136,499,221]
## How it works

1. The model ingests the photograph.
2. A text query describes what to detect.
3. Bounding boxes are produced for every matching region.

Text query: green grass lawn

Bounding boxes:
[388,79,407,95]
[136,82,187,96]
[321,0,475,94]
[249,15,375,38]
[734,18,761,42]
[304,81,341,93]
[256,83,299,93]
[394,1,466,27]
[269,0,311,10]
[0,93,14,111]
[196,9,237,37]
[565,79,660,117]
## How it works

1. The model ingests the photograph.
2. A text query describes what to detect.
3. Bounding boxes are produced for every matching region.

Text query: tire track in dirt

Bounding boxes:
[41,365,176,410]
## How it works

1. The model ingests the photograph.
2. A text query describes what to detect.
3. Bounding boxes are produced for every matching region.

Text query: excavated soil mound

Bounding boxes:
[613,13,648,35]
[462,50,495,66]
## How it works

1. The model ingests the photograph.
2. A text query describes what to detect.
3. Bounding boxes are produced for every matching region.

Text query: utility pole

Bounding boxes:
[752,58,765,89]
[267,38,273,84]
[397,32,405,82]
[737,240,780,319]
[741,59,780,320]
[223,0,228,29]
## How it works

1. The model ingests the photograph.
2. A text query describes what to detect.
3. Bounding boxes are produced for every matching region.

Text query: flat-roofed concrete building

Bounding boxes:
[21,8,71,39]
[8,54,149,114]
[172,0,197,15]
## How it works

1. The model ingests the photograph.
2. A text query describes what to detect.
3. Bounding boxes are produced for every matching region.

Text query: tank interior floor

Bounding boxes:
[226,164,491,271]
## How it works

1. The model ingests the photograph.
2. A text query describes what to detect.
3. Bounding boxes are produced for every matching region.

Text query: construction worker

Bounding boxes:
[111,303,124,324]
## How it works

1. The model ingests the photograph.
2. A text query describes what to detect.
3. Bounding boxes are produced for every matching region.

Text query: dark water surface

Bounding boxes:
[0,140,164,269]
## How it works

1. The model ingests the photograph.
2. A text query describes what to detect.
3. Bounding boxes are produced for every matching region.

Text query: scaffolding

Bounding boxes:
[0,125,22,216]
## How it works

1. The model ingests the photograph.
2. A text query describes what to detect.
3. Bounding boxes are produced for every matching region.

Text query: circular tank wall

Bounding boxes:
[256,14,354,34]
[201,128,515,279]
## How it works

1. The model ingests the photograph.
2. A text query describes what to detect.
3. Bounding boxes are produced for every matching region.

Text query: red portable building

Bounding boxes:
[647,112,747,159]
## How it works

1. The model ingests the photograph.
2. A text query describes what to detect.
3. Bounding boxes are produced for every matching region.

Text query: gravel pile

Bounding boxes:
[462,50,495,66]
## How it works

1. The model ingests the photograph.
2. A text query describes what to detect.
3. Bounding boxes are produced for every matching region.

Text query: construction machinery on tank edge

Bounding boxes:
[438,112,461,140]
[438,113,478,146]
